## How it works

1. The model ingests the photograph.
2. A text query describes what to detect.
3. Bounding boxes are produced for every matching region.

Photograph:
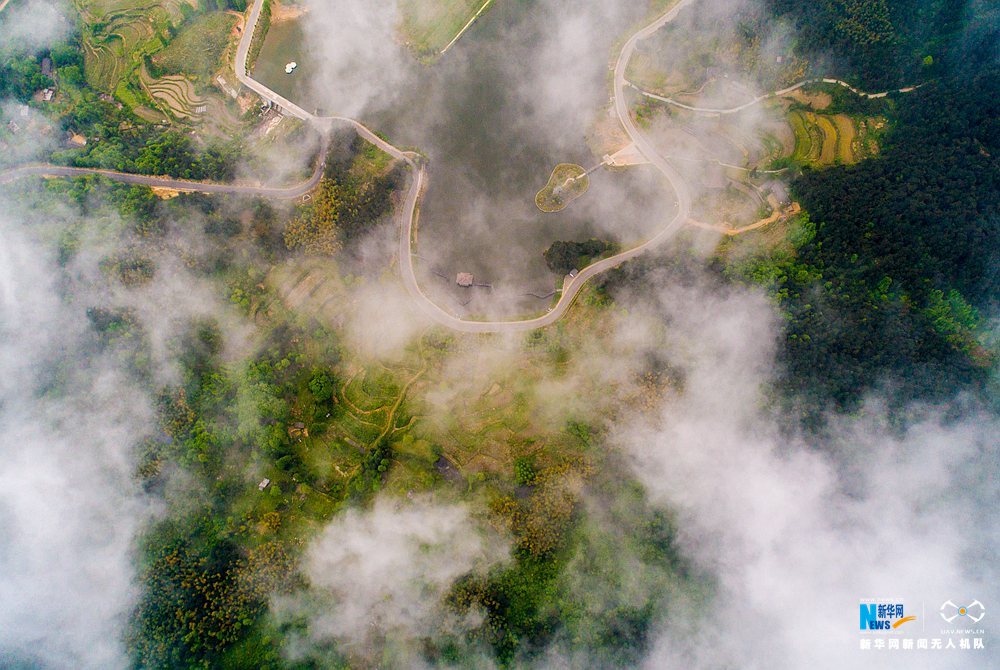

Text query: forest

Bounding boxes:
[31,171,687,667]
[593,7,1000,425]
[543,238,615,275]
[765,0,978,87]
[720,12,1000,420]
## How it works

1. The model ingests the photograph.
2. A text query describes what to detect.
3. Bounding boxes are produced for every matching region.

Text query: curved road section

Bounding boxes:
[231,0,697,333]
[396,0,695,332]
[1,0,695,334]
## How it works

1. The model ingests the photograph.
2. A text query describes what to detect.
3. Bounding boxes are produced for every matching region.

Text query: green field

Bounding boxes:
[76,0,236,125]
[397,0,493,60]
[77,0,192,91]
[151,11,237,79]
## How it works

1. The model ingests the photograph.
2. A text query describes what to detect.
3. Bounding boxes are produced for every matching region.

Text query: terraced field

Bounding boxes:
[815,114,838,164]
[832,114,857,163]
[789,110,859,167]
[77,0,192,91]
[141,64,206,119]
[789,110,816,162]
[314,352,433,495]
[266,262,437,495]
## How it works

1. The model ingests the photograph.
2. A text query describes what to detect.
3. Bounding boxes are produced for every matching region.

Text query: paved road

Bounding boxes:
[3,0,696,334]
[0,149,326,198]
[235,0,698,333]
[629,77,923,115]
[389,0,697,332]
[235,0,419,164]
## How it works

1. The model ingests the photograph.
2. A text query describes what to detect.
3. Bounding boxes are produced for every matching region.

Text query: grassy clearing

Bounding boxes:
[852,116,889,160]
[349,141,395,181]
[151,11,237,79]
[536,163,589,213]
[397,0,493,60]
[397,296,631,484]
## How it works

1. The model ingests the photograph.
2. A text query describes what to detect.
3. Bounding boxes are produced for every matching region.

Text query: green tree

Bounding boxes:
[308,368,335,403]
[283,180,343,255]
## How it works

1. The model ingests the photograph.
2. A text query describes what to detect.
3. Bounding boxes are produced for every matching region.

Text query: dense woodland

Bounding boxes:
[766,26,999,417]
[543,238,615,275]
[51,177,684,668]
[603,7,1000,423]
[766,0,986,88]
[284,136,404,255]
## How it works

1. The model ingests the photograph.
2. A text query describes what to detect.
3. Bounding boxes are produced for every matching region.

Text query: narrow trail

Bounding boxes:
[628,77,924,115]
[440,0,495,55]
[376,343,428,446]
[687,202,801,236]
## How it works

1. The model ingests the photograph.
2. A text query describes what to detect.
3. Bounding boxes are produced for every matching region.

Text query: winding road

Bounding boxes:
[390,0,697,332]
[628,77,923,115]
[1,0,697,333]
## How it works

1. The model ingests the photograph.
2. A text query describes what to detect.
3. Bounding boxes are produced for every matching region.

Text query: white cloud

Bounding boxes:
[0,0,72,52]
[611,278,998,670]
[0,216,152,669]
[280,495,507,664]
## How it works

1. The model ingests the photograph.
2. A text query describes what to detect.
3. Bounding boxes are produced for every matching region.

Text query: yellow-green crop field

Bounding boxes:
[789,110,874,167]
